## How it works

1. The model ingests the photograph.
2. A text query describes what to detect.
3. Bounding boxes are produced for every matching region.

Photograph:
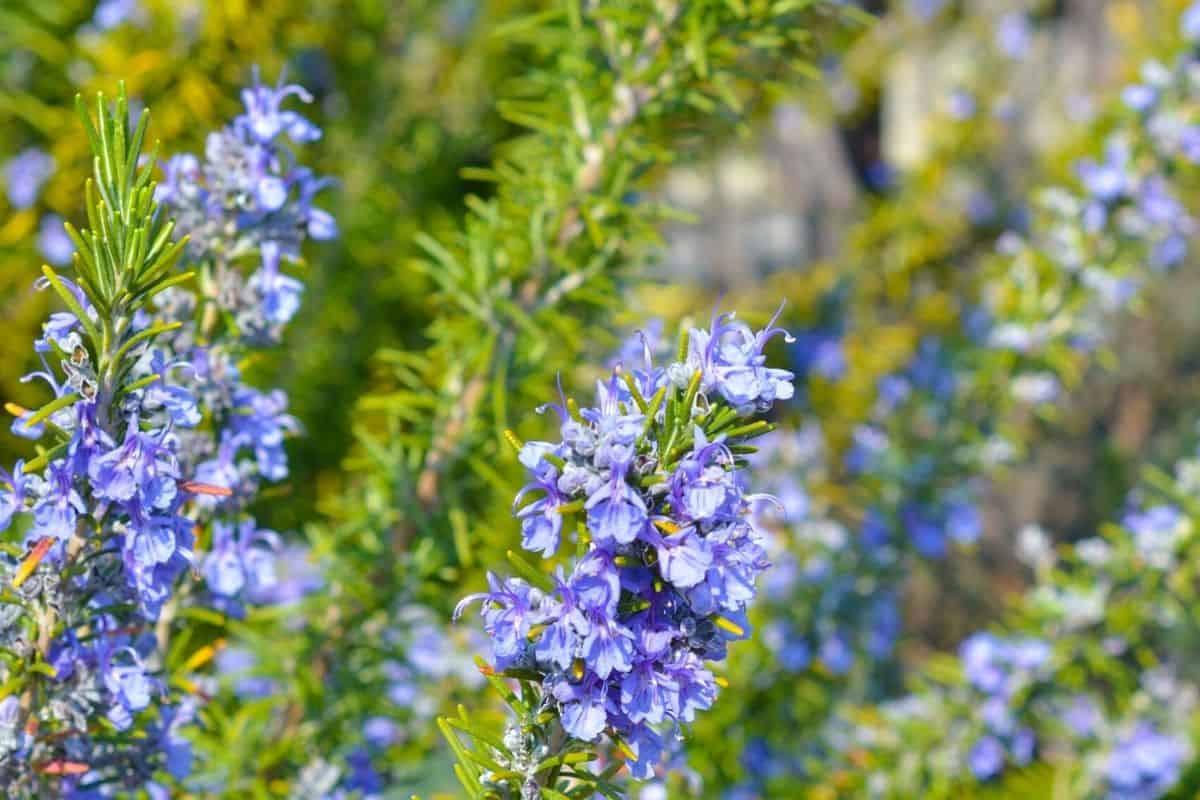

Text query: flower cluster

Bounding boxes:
[959,633,1048,780]
[1103,722,1188,800]
[148,71,334,615]
[457,309,793,780]
[0,76,331,795]
[157,69,336,343]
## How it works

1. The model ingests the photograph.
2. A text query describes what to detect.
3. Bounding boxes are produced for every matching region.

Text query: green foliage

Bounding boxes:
[191,1,862,795]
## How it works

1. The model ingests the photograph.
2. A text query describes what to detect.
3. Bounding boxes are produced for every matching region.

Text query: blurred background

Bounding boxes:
[4,0,1200,797]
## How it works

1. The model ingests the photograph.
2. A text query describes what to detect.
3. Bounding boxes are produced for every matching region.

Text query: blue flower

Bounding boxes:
[586,473,647,545]
[102,646,157,730]
[4,148,55,209]
[1104,723,1187,800]
[968,735,1005,780]
[227,387,298,481]
[203,518,280,601]
[0,462,29,532]
[29,459,86,544]
[1078,141,1131,203]
[93,0,142,30]
[455,574,550,669]
[461,310,791,775]
[237,72,322,145]
[646,527,711,589]
[141,350,202,428]
[945,500,982,545]
[995,12,1032,59]
[819,633,853,675]
[37,214,74,266]
[1184,2,1200,41]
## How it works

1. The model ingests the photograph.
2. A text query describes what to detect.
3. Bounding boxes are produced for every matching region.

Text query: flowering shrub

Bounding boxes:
[5,1,1200,799]
[0,69,330,796]
[452,310,791,791]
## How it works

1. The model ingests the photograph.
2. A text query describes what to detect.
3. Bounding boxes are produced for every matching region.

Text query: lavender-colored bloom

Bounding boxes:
[29,459,86,544]
[1123,84,1158,112]
[948,90,977,120]
[237,73,322,145]
[995,13,1032,59]
[1064,695,1101,737]
[363,716,401,748]
[0,462,28,532]
[93,0,141,29]
[455,574,550,669]
[961,633,1008,694]
[226,387,298,481]
[903,504,945,558]
[250,243,305,325]
[1183,2,1200,41]
[1011,728,1035,765]
[586,475,647,545]
[969,735,1005,780]
[819,633,853,675]
[461,310,792,776]
[792,329,845,381]
[861,508,890,551]
[945,500,981,544]
[203,518,280,601]
[4,148,54,209]
[102,647,157,730]
[1077,142,1131,203]
[1104,723,1187,800]
[38,214,73,266]
[648,528,712,589]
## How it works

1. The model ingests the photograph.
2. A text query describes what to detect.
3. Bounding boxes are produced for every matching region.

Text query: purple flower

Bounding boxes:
[29,459,86,544]
[1078,141,1131,203]
[203,518,280,600]
[945,500,981,545]
[141,351,202,428]
[969,735,1005,780]
[620,661,677,725]
[455,574,550,669]
[903,504,945,558]
[4,148,55,209]
[1123,84,1158,112]
[93,0,141,30]
[582,616,635,679]
[1184,2,1200,41]
[995,13,1032,59]
[819,633,853,675]
[237,71,322,145]
[460,309,791,777]
[586,475,647,546]
[1104,723,1187,800]
[227,387,297,481]
[646,527,712,589]
[363,716,401,748]
[961,633,1008,693]
[0,462,29,532]
[38,214,74,266]
[549,673,609,741]
[102,647,157,730]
